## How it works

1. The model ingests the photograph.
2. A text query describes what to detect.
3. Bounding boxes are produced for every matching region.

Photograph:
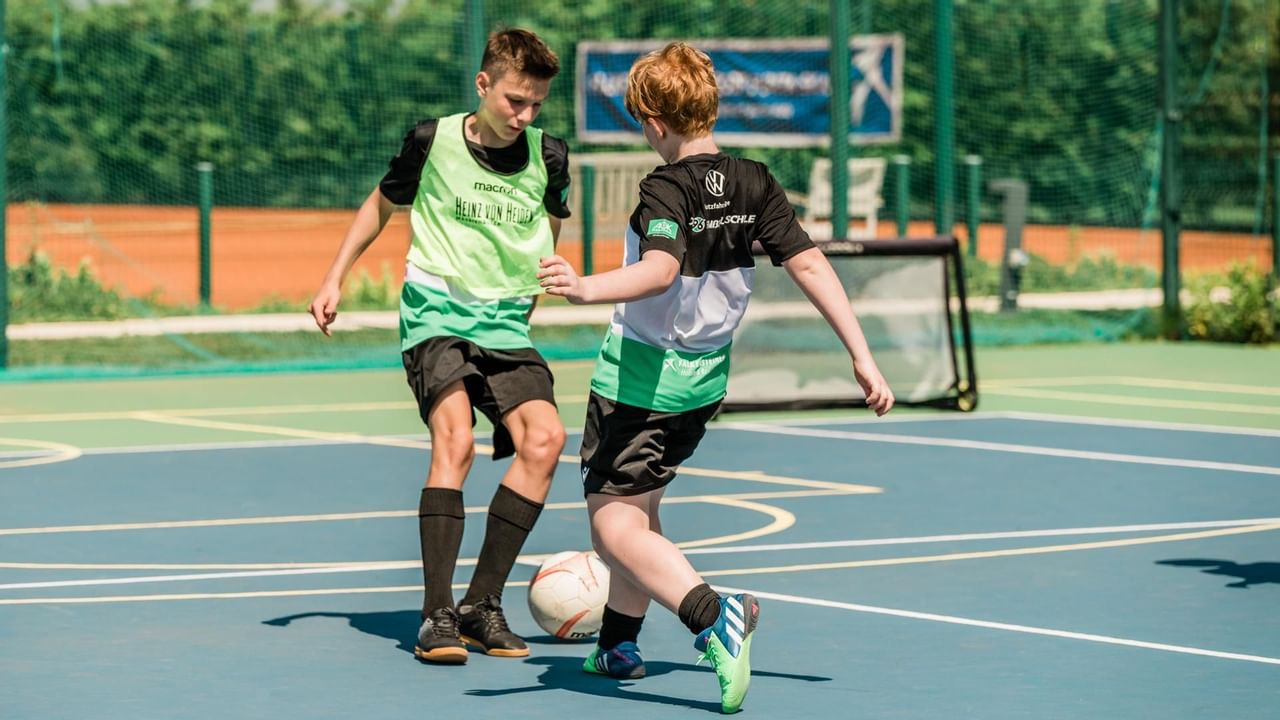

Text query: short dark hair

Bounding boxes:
[481,28,560,81]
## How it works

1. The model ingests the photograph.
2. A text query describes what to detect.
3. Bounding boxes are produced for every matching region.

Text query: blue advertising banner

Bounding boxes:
[575,36,903,147]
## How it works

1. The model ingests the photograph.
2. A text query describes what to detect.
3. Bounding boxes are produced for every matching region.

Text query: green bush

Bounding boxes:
[1184,263,1277,344]
[10,250,128,322]
[962,250,1157,296]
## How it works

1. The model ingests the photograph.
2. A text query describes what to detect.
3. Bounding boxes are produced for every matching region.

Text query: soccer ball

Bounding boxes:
[527,550,610,640]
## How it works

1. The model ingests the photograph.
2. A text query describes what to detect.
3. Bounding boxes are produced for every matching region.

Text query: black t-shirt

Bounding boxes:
[378,117,572,219]
[632,153,813,276]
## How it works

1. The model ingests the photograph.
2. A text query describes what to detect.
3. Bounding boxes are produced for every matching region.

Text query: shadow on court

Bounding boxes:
[1157,559,1280,589]
[465,655,831,713]
[263,610,420,654]
[263,611,830,712]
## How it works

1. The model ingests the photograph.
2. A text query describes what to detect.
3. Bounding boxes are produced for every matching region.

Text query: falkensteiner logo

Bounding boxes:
[704,170,726,197]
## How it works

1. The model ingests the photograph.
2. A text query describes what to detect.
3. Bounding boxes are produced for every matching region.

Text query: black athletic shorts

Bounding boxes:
[402,336,556,460]
[580,391,721,496]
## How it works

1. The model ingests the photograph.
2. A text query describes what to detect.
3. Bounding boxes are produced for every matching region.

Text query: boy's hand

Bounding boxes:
[854,358,894,416]
[308,284,342,337]
[537,255,588,304]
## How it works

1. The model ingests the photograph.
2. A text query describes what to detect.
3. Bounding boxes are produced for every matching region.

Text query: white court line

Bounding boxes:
[5,517,1275,591]
[994,411,1280,438]
[713,585,1280,667]
[719,422,1280,476]
[987,387,1280,417]
[682,517,1280,555]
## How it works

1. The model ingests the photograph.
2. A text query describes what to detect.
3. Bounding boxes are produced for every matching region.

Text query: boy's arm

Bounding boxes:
[537,250,679,305]
[783,246,895,416]
[308,188,397,336]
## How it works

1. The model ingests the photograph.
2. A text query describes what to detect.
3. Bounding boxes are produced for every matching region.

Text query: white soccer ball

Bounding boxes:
[527,550,610,640]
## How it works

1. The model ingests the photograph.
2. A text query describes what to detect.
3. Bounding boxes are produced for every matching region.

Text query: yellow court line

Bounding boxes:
[7,524,1277,606]
[0,488,859,543]
[132,412,874,492]
[0,393,593,426]
[0,438,83,469]
[0,580,522,606]
[697,522,1280,577]
[984,376,1280,396]
[986,387,1280,416]
[674,497,795,549]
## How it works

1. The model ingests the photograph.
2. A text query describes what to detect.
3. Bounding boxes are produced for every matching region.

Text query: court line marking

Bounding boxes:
[719,422,1280,476]
[984,375,1280,396]
[0,395,589,426]
[695,523,1280,577]
[0,487,844,542]
[124,412,877,493]
[6,522,1276,597]
[0,498,792,590]
[994,411,1280,438]
[984,387,1280,416]
[0,438,82,469]
[713,585,1280,667]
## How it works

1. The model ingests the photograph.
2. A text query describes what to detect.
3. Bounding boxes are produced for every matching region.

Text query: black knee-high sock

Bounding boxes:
[460,485,543,607]
[678,583,722,635]
[419,488,465,617]
[597,606,645,650]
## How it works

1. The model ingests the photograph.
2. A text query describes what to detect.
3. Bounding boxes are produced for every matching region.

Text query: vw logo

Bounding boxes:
[704,170,726,197]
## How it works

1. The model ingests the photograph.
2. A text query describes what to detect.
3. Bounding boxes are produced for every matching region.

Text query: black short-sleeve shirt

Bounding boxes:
[378,118,572,219]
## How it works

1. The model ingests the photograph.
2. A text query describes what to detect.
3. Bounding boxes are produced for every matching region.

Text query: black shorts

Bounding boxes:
[402,336,556,460]
[580,391,721,497]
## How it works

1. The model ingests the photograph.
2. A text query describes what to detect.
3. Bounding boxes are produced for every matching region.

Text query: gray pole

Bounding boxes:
[1158,0,1182,338]
[893,155,911,237]
[964,155,982,257]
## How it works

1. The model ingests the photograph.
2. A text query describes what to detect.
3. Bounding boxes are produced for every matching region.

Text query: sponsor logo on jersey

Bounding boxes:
[472,181,516,195]
[689,214,757,232]
[662,354,727,377]
[705,170,726,197]
[647,218,679,239]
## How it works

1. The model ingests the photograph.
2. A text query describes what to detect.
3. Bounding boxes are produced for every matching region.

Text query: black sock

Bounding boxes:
[460,485,543,607]
[597,606,645,651]
[419,488,464,617]
[677,583,722,635]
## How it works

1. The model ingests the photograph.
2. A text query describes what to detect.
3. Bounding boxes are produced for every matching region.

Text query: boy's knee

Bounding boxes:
[432,426,476,466]
[517,424,565,469]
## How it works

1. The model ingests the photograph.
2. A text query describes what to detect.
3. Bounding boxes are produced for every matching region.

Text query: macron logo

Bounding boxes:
[473,181,515,195]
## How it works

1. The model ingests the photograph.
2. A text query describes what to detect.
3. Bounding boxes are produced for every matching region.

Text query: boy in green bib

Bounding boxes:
[309,29,570,665]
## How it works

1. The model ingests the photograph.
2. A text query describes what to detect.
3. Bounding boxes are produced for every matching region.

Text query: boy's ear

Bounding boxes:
[646,117,666,139]
[475,71,491,98]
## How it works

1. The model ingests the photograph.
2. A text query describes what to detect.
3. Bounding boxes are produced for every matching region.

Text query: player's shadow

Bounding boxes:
[1157,559,1280,589]
[465,654,831,713]
[263,610,420,654]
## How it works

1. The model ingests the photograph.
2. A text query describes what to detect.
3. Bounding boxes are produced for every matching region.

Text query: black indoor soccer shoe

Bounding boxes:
[414,607,468,664]
[457,594,530,657]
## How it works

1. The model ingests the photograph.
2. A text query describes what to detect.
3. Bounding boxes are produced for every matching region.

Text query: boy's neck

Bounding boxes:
[662,134,718,164]
[465,112,519,149]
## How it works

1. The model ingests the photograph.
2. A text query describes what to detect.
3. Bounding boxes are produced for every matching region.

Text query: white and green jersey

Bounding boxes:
[591,153,814,412]
[378,113,572,351]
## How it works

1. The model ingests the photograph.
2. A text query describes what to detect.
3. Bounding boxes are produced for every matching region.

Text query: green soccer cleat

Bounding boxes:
[693,593,760,714]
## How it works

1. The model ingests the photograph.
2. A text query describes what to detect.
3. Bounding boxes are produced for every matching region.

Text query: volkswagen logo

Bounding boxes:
[704,170,726,197]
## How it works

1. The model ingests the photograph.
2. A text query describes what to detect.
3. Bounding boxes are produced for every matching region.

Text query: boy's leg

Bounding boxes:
[414,383,476,664]
[457,399,564,656]
[582,491,660,679]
